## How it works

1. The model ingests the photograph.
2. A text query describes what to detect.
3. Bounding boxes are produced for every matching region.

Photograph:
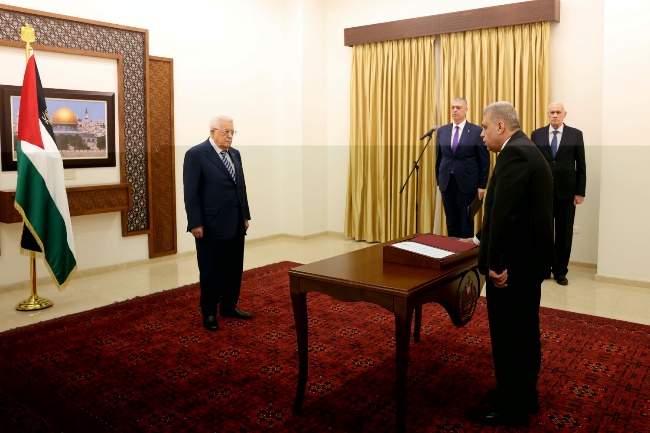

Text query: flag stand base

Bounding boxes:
[16,253,53,311]
[16,295,53,311]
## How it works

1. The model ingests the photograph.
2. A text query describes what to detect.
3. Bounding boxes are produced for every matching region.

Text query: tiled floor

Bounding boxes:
[0,234,648,333]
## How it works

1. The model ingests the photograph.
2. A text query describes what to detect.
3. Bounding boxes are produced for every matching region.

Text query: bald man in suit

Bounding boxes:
[531,103,586,286]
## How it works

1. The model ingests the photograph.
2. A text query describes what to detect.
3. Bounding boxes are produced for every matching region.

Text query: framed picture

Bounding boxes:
[0,85,116,171]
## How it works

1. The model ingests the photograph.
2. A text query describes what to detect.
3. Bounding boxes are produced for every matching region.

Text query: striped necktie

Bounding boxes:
[220,150,236,181]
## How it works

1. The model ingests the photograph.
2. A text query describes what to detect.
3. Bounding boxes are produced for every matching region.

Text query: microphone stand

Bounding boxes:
[400,134,434,234]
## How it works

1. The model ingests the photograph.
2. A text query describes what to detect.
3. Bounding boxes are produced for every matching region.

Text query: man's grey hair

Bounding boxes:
[483,101,520,130]
[208,114,233,130]
[453,97,468,108]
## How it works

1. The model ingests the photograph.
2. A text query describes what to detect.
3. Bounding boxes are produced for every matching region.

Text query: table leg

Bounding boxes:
[413,304,422,342]
[290,287,308,414]
[394,298,413,433]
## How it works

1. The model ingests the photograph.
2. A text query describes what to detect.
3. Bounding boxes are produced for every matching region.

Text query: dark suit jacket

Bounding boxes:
[435,121,490,194]
[478,130,554,282]
[531,124,586,200]
[183,139,251,240]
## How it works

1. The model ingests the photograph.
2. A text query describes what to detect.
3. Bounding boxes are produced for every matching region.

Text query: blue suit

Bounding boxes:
[435,121,490,237]
[183,139,251,316]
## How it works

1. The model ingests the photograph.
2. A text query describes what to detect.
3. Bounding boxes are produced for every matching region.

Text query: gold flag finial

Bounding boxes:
[21,23,36,63]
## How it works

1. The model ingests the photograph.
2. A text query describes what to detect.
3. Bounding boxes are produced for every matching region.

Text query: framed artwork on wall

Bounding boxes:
[0,85,116,171]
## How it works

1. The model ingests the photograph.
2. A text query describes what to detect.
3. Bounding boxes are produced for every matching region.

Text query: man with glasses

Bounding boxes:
[183,114,252,331]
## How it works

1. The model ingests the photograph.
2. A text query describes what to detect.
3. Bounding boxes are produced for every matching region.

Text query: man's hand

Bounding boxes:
[245,219,250,232]
[489,268,508,288]
[478,188,486,200]
[574,195,584,206]
[191,226,204,239]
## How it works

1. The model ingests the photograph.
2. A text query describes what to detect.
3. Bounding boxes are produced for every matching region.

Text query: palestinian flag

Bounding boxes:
[14,52,77,289]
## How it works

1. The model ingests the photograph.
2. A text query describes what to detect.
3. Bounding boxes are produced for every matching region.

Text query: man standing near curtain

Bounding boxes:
[183,114,252,332]
[435,97,490,238]
[472,101,554,427]
[531,103,586,286]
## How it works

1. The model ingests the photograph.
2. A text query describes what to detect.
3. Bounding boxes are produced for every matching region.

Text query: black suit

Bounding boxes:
[435,121,490,237]
[478,130,554,417]
[531,124,586,278]
[183,139,251,316]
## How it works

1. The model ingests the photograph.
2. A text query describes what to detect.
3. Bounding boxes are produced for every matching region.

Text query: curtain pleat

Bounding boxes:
[345,36,436,242]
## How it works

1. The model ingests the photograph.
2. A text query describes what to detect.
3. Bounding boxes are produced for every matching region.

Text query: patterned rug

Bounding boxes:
[0,261,648,432]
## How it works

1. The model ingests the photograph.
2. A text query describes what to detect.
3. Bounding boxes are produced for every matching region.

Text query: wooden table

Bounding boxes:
[289,240,484,433]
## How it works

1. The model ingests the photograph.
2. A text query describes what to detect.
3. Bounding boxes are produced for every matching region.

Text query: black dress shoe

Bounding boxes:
[469,406,528,427]
[484,388,539,414]
[556,276,569,286]
[203,315,219,331]
[220,307,252,319]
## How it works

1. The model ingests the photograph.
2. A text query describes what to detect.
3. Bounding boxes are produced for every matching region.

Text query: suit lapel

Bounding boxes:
[452,123,472,152]
[458,124,472,148]
[204,142,235,182]
[538,126,553,160]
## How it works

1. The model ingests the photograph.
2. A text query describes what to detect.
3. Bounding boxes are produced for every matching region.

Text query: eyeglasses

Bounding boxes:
[213,129,237,136]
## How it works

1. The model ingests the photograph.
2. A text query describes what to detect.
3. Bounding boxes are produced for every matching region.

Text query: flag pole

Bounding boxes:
[16,251,53,310]
[15,23,53,312]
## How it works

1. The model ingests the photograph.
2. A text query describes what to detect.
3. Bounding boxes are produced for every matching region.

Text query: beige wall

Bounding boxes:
[0,0,648,287]
[597,0,650,283]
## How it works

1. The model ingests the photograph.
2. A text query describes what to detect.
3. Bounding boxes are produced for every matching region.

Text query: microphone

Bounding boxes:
[420,126,438,140]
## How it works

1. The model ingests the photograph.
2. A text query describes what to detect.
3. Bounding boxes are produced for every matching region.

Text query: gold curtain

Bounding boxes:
[438,22,550,234]
[344,23,550,242]
[344,36,436,242]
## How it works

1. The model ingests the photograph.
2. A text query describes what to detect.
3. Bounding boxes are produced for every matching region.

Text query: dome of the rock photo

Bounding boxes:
[51,107,79,125]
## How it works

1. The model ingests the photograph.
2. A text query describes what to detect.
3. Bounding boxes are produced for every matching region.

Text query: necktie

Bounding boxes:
[551,130,559,158]
[451,126,460,174]
[220,150,236,181]
[451,125,460,154]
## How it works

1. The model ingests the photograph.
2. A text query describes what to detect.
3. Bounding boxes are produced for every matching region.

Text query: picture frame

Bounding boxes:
[0,85,116,171]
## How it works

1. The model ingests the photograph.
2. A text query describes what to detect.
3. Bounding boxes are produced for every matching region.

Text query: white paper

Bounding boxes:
[391,241,454,259]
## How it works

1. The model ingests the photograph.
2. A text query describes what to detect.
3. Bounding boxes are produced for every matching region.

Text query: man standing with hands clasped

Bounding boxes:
[183,114,252,332]
[531,103,586,286]
[435,97,490,238]
[471,102,554,427]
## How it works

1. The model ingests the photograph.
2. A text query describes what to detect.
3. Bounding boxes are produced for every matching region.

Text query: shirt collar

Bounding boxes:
[209,136,226,154]
[548,124,564,134]
[500,135,512,151]
[453,119,467,130]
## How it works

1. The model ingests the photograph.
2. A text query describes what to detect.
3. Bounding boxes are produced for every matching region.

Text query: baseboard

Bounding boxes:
[594,274,650,289]
[0,250,197,294]
[245,231,346,244]
[0,233,348,293]
[569,260,597,270]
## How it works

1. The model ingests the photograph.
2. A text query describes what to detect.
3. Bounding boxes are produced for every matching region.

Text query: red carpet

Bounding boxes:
[0,261,648,432]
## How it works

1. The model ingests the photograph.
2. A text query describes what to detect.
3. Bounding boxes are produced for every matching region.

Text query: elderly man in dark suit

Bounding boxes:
[531,103,586,286]
[471,101,554,427]
[435,97,490,238]
[183,114,252,331]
